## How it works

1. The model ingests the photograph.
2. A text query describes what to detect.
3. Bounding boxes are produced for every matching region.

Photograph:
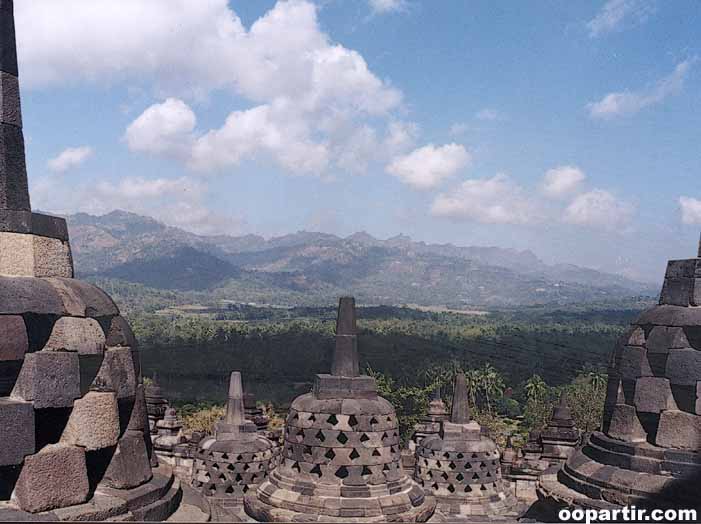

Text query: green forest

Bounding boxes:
[129,301,650,445]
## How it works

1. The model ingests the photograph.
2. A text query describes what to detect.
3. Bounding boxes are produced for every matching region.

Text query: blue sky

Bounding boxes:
[15,0,701,282]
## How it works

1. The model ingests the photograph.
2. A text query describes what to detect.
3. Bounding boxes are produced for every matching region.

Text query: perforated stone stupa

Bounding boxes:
[245,297,436,522]
[414,373,521,520]
[192,371,278,511]
[0,2,194,519]
[539,239,701,512]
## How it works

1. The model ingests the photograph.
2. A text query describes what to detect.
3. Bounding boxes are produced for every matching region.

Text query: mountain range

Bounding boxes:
[64,210,658,308]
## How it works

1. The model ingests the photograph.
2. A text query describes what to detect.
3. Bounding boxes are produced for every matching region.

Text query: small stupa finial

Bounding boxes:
[697,232,701,258]
[225,371,245,426]
[331,297,359,377]
[451,373,471,424]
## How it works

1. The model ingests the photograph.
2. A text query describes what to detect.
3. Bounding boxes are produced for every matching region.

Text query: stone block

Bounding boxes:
[314,374,378,399]
[43,317,105,354]
[101,430,152,489]
[617,345,652,380]
[60,391,120,451]
[94,347,137,399]
[78,354,104,396]
[0,71,20,127]
[666,349,701,386]
[646,326,690,353]
[0,276,65,315]
[32,237,73,278]
[655,410,701,450]
[0,398,34,466]
[665,260,697,279]
[0,209,31,234]
[30,213,69,242]
[50,279,119,317]
[105,316,137,348]
[14,444,90,513]
[660,277,693,307]
[633,377,677,413]
[0,232,33,276]
[0,123,29,211]
[0,0,18,76]
[0,315,27,360]
[11,351,80,408]
[45,278,86,316]
[607,404,647,443]
[692,279,701,307]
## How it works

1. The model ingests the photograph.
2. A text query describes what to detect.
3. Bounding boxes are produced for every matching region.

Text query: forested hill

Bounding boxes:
[65,210,657,308]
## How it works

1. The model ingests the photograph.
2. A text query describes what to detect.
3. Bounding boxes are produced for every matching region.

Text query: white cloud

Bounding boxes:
[386,143,471,190]
[20,1,403,176]
[368,0,406,14]
[125,98,196,157]
[475,108,501,121]
[587,0,655,38]
[564,189,635,229]
[542,165,586,198]
[431,174,539,224]
[679,197,701,225]
[47,146,93,173]
[587,60,694,119]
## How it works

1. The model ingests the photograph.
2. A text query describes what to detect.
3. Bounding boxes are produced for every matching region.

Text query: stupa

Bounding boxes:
[245,297,436,522]
[0,2,198,519]
[145,373,169,436]
[539,239,701,512]
[191,372,278,512]
[244,391,270,433]
[414,373,521,520]
[539,394,579,465]
[410,387,449,450]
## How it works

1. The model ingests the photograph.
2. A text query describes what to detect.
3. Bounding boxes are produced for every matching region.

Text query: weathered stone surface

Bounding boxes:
[50,278,119,317]
[633,377,677,413]
[636,304,701,327]
[45,278,86,316]
[14,444,90,513]
[105,315,137,348]
[94,347,137,399]
[665,348,701,386]
[655,410,701,449]
[0,231,32,276]
[0,0,19,76]
[0,208,30,233]
[11,351,80,408]
[127,385,149,432]
[607,404,647,443]
[60,391,120,451]
[30,213,69,241]
[102,430,152,489]
[0,122,29,211]
[660,277,693,307]
[0,314,26,360]
[43,317,105,354]
[0,398,33,466]
[646,326,690,353]
[0,71,20,127]
[32,236,73,278]
[0,276,65,315]
[617,345,652,380]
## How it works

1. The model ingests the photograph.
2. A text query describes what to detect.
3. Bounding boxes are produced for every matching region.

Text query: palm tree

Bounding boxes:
[479,363,505,414]
[464,368,482,411]
[525,374,548,402]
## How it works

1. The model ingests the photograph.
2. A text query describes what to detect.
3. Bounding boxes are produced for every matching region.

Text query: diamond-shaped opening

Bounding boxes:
[304,445,313,456]
[361,466,372,477]
[449,461,456,470]
[308,413,316,422]
[424,459,429,466]
[360,433,370,442]
[457,473,464,481]
[335,466,349,479]
[291,412,299,421]
[472,473,480,480]
[316,430,326,442]
[218,474,226,481]
[464,485,472,493]
[431,483,439,490]
[448,484,456,493]
[383,464,390,472]
[486,471,492,478]
[243,464,250,471]
[349,415,359,427]
[370,417,379,425]
[337,432,349,444]
[441,472,448,480]
[464,462,472,470]
[372,449,381,457]
[436,461,442,468]
[492,483,497,488]
[325,449,336,460]
[349,449,360,460]
[208,484,216,492]
[310,464,322,478]
[227,464,235,471]
[327,414,339,425]
[251,474,258,482]
[292,462,301,473]
[225,485,235,494]
[381,432,389,440]
[471,453,478,459]
[428,471,433,478]
[480,484,487,491]
[443,452,450,459]
[457,453,464,459]
[221,453,229,460]
[242,485,249,493]
[236,473,243,482]
[480,462,487,469]
[212,463,220,470]
[295,429,305,442]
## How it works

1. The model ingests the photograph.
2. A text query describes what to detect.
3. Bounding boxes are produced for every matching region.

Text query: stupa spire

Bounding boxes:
[224,371,245,426]
[697,232,701,258]
[0,0,30,212]
[451,372,471,424]
[330,296,359,377]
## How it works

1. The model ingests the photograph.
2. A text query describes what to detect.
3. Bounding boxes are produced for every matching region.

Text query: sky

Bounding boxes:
[14,0,701,283]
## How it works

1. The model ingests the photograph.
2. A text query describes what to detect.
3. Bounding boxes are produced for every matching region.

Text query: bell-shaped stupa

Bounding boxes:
[414,373,521,519]
[245,297,436,522]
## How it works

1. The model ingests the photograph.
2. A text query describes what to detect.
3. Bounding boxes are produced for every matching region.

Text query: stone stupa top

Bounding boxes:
[312,296,378,399]
[0,0,66,242]
[215,371,257,440]
[441,372,481,440]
